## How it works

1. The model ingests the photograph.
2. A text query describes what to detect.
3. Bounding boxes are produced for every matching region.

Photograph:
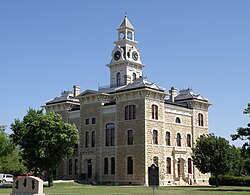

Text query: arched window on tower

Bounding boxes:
[175,117,181,124]
[116,72,121,86]
[198,113,204,127]
[132,73,136,81]
[177,133,181,147]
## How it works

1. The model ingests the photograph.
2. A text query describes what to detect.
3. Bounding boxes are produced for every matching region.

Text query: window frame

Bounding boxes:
[104,158,108,174]
[127,130,134,145]
[198,113,204,127]
[166,157,171,174]
[127,156,133,174]
[166,131,171,146]
[105,123,115,146]
[187,134,191,147]
[125,105,136,120]
[85,132,89,148]
[152,104,158,120]
[153,130,158,145]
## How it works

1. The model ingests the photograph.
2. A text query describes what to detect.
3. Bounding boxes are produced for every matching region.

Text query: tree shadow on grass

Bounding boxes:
[198,186,250,192]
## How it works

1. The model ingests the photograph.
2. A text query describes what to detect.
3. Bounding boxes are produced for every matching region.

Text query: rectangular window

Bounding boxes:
[127,130,133,145]
[92,117,96,124]
[111,157,115,174]
[125,105,136,120]
[104,158,108,174]
[75,159,78,175]
[85,118,89,125]
[127,157,133,174]
[111,128,115,146]
[69,159,72,175]
[106,129,110,146]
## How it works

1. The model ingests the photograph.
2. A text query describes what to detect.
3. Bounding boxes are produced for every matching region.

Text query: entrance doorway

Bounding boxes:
[87,159,92,178]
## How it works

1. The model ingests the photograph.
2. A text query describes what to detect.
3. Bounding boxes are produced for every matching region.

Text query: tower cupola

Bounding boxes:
[106,15,146,88]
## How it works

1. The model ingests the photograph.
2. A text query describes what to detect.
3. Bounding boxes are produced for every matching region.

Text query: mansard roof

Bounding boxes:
[175,89,208,102]
[46,91,79,105]
[99,77,165,94]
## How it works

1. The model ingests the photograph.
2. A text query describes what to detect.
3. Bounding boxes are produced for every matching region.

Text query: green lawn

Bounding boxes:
[1,182,250,195]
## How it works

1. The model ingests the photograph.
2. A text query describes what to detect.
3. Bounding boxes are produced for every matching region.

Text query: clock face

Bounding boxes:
[132,51,138,61]
[114,51,121,61]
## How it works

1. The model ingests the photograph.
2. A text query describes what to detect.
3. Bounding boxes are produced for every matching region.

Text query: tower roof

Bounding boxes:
[118,15,134,30]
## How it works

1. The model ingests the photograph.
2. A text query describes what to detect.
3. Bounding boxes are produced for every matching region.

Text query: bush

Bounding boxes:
[209,175,250,186]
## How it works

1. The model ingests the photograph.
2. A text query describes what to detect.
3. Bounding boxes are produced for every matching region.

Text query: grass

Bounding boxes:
[1,182,250,195]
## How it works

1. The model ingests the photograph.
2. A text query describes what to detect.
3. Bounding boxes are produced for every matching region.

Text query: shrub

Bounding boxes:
[209,175,250,186]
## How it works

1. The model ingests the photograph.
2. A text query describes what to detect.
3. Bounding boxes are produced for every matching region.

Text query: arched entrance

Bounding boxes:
[177,158,185,178]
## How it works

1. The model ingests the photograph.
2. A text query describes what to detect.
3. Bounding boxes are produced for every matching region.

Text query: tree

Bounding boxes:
[231,103,250,175]
[192,134,233,187]
[0,125,27,174]
[11,109,79,187]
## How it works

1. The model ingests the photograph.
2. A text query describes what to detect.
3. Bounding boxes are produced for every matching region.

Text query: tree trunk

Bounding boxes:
[215,176,219,187]
[47,170,53,187]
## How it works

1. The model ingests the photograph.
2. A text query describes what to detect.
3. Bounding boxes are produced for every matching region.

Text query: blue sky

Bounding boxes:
[1,0,250,146]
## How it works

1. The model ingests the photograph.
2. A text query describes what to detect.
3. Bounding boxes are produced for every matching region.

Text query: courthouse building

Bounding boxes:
[44,16,211,186]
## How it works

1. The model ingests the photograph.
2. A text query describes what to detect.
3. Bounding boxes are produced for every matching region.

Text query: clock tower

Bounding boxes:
[106,15,146,88]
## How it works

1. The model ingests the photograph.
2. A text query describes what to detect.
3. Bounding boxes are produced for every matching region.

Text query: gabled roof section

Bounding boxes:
[77,89,110,98]
[175,89,208,102]
[46,91,79,105]
[118,16,134,30]
[77,89,99,97]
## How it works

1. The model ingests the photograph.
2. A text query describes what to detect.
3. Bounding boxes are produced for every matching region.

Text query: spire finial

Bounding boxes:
[125,11,127,17]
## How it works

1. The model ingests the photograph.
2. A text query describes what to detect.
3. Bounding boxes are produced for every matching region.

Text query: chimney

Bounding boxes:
[73,85,80,97]
[169,87,177,102]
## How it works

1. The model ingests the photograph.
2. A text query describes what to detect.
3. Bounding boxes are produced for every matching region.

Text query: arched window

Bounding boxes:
[132,73,136,81]
[153,156,158,166]
[127,130,133,145]
[152,104,158,120]
[91,131,95,147]
[125,105,136,120]
[85,132,89,148]
[116,72,121,86]
[188,158,192,174]
[166,157,171,174]
[106,123,115,146]
[166,131,171,146]
[187,134,191,147]
[127,156,133,174]
[198,113,204,127]
[175,117,181,123]
[177,133,181,147]
[153,130,158,144]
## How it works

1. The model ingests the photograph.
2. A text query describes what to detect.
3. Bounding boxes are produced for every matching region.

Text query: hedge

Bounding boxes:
[209,175,250,186]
